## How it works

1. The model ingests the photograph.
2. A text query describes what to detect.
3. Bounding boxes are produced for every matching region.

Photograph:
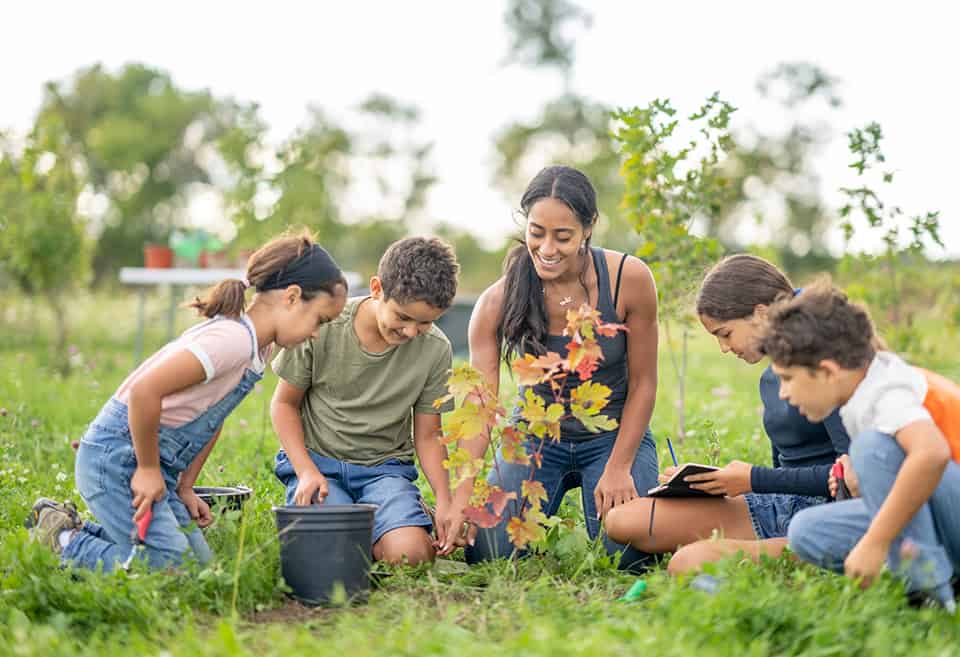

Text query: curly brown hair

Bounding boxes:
[378,236,459,309]
[759,280,877,370]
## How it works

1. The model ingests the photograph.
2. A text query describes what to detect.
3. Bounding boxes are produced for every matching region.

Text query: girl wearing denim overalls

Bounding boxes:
[27,232,347,571]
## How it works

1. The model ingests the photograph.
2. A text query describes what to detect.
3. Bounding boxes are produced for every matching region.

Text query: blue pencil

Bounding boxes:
[666,437,679,467]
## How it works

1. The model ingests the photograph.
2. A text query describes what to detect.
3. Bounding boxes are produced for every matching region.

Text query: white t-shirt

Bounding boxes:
[114,315,271,427]
[839,351,932,439]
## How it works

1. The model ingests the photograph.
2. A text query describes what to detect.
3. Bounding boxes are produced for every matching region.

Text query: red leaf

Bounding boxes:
[464,505,501,528]
[501,426,531,465]
[596,321,628,337]
[487,488,518,516]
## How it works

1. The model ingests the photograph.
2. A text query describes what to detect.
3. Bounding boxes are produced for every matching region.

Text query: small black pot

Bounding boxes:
[273,503,377,605]
[194,485,253,511]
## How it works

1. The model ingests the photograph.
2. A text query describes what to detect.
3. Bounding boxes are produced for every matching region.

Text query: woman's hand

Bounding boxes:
[595,465,639,519]
[684,460,753,497]
[177,487,214,528]
[131,465,167,521]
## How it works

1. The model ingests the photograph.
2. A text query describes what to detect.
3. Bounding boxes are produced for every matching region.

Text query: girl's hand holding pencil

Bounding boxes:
[683,460,754,497]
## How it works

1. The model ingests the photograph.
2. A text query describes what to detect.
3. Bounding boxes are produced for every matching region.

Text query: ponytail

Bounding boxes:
[189,279,249,319]
[187,229,347,319]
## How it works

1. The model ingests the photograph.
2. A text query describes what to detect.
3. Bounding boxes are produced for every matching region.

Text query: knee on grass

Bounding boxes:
[604,503,647,549]
[374,527,435,565]
[785,507,822,565]
[667,541,722,577]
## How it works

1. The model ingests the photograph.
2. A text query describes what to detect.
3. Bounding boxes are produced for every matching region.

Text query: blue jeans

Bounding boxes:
[274,450,432,544]
[744,493,828,539]
[64,353,261,571]
[465,430,659,570]
[788,430,960,602]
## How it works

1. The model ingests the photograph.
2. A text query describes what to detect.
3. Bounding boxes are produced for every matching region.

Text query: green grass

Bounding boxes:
[2,290,959,657]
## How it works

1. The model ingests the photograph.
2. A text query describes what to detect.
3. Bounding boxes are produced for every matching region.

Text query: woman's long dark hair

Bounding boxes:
[498,166,598,363]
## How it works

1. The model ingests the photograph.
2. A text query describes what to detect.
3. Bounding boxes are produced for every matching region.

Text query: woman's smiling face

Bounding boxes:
[525,197,590,281]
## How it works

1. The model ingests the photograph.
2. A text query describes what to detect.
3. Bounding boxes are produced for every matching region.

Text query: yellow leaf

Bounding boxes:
[445,363,489,405]
[575,413,618,434]
[442,402,487,444]
[442,447,484,489]
[570,381,612,415]
[506,514,546,549]
[519,388,546,425]
[522,479,548,506]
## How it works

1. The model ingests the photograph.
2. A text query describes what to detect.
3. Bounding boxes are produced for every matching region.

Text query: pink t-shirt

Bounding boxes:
[114,316,271,427]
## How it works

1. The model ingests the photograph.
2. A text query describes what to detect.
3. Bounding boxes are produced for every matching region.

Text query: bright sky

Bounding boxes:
[4,1,958,255]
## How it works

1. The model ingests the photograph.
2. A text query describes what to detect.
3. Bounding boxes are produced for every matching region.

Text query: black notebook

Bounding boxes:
[647,463,723,498]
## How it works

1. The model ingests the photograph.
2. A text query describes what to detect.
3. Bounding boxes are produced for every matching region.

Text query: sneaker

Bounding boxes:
[25,498,82,554]
[906,583,957,613]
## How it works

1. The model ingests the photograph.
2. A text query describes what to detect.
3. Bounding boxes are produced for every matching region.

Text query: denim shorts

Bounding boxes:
[274,450,432,544]
[744,492,829,539]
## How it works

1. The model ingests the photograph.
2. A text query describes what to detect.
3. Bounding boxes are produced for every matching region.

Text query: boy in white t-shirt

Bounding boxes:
[759,283,960,611]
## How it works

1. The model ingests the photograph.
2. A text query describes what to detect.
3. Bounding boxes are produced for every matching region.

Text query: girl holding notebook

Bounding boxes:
[604,255,850,573]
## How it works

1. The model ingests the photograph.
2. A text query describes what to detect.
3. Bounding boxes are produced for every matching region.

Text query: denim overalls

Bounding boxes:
[64,317,262,571]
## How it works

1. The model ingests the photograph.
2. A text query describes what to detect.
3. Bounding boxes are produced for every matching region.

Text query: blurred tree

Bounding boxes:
[38,63,243,284]
[837,121,944,356]
[503,0,592,80]
[492,94,638,253]
[615,94,736,440]
[0,117,88,373]
[221,93,441,278]
[495,1,639,253]
[706,62,843,272]
[221,105,350,250]
[434,224,508,294]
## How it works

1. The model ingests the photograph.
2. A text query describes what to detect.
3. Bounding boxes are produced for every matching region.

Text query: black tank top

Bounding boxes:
[512,247,629,441]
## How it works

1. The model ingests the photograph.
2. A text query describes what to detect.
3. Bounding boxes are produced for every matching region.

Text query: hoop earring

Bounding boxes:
[579,242,586,253]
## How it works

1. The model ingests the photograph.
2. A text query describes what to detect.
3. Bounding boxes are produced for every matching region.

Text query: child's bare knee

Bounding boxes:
[667,542,712,577]
[604,505,630,544]
[375,528,435,565]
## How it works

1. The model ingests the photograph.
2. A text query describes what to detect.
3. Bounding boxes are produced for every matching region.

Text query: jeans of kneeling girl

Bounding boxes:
[64,364,261,571]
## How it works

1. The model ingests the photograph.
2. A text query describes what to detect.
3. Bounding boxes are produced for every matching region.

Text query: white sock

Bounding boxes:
[58,529,73,549]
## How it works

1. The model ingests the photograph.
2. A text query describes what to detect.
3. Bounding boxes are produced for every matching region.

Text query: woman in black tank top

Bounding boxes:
[464,166,660,570]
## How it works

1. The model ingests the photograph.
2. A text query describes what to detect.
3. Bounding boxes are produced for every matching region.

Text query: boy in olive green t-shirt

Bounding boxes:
[271,237,468,565]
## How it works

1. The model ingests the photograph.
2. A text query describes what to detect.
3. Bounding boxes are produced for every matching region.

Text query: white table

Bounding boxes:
[119,267,363,362]
[119,268,247,362]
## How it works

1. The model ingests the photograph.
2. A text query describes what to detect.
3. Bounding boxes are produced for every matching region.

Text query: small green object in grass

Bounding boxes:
[619,579,647,601]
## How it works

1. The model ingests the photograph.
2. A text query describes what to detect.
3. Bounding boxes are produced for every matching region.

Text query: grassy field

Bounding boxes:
[1,290,959,657]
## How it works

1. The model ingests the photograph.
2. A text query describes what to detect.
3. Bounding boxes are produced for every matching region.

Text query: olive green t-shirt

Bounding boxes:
[272,297,454,466]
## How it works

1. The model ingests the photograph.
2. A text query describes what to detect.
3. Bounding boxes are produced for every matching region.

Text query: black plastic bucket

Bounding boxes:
[273,504,377,605]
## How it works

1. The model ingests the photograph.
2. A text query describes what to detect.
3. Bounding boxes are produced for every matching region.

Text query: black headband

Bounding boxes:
[257,244,343,292]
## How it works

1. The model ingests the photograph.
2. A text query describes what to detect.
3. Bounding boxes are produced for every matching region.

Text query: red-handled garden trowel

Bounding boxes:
[831,462,852,501]
[122,508,153,571]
